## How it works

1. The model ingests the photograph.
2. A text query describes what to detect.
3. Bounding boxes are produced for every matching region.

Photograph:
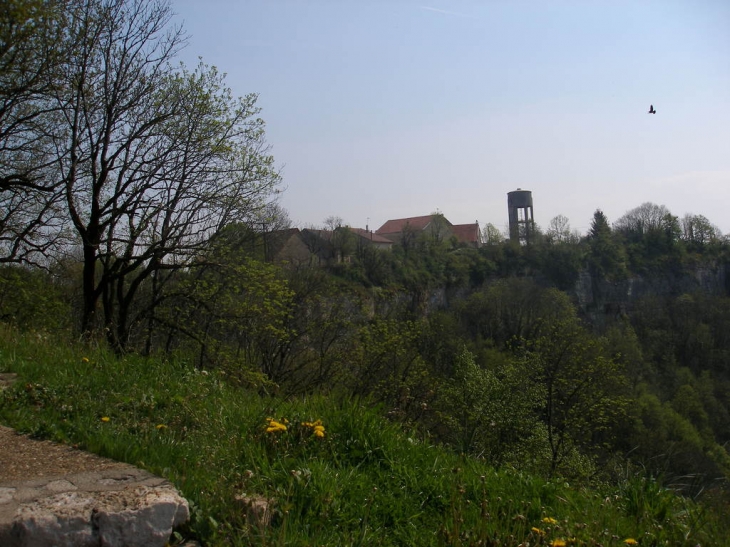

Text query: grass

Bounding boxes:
[0,325,727,546]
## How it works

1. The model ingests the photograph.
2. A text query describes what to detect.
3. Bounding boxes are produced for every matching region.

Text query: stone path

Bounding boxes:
[0,374,191,547]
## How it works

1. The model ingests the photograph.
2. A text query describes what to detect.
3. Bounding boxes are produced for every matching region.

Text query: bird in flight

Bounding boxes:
[648,105,656,114]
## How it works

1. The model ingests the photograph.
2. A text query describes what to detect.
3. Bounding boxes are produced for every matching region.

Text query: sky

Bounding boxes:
[171,0,730,236]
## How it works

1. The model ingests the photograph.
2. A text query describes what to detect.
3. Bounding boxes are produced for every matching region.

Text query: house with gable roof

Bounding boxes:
[450,222,483,248]
[376,214,482,248]
[264,213,480,267]
[263,226,393,267]
[349,228,394,251]
[263,228,335,267]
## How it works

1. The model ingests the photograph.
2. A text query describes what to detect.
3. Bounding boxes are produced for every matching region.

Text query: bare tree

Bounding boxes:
[614,202,674,236]
[0,0,68,264]
[323,215,344,233]
[546,214,579,244]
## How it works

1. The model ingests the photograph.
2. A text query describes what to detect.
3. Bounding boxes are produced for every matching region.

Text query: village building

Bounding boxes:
[349,228,394,251]
[264,214,481,266]
[376,214,482,248]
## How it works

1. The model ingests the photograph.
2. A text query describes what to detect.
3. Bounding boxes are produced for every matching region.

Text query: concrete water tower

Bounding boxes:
[507,189,534,244]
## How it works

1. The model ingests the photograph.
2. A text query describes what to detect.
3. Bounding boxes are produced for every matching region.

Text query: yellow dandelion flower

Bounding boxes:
[552,540,567,547]
[623,540,638,545]
[531,527,545,536]
[302,420,325,436]
[156,424,167,430]
[266,420,287,433]
[542,517,558,525]
[101,416,110,422]
[82,357,89,363]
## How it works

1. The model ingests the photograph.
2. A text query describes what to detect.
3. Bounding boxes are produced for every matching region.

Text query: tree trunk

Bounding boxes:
[81,242,98,336]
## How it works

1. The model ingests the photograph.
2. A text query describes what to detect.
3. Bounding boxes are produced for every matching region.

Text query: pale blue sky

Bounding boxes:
[172,0,730,235]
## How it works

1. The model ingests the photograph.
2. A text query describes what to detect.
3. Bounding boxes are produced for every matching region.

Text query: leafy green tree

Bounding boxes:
[419,310,465,376]
[671,382,713,444]
[437,347,546,467]
[398,223,418,257]
[456,278,575,348]
[681,214,721,250]
[0,264,70,330]
[527,315,629,477]
[586,209,626,281]
[424,212,451,246]
[31,0,282,347]
[604,318,650,387]
[696,371,730,446]
[260,268,365,393]
[481,222,504,246]
[321,216,352,261]
[614,203,683,270]
[157,241,293,388]
[540,240,585,290]
[622,389,725,482]
[348,318,434,417]
[332,226,357,262]
[357,244,393,286]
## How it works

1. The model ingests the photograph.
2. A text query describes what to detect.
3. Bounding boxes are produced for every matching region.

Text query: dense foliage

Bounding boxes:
[3,202,730,544]
[2,0,730,543]
[1,327,728,546]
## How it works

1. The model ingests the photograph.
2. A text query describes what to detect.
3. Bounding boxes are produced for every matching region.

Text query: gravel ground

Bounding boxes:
[0,425,128,483]
[0,374,127,483]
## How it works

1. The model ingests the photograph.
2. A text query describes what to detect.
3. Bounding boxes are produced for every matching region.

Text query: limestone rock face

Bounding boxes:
[1,483,189,547]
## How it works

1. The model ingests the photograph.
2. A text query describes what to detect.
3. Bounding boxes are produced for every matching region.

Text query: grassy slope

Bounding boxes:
[0,326,725,546]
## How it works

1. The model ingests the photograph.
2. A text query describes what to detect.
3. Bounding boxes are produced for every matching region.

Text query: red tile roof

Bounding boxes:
[350,228,393,244]
[376,215,451,235]
[451,223,481,244]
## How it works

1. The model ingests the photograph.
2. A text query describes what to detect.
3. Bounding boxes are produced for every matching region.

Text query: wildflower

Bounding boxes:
[266,420,287,433]
[82,357,89,363]
[531,527,545,536]
[155,424,167,430]
[551,540,567,547]
[623,540,638,545]
[101,416,110,422]
[542,517,558,525]
[302,419,325,437]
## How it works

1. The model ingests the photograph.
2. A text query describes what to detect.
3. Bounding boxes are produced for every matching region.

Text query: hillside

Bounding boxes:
[0,326,728,546]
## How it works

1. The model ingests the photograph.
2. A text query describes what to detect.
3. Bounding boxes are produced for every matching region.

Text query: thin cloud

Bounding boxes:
[649,170,730,192]
[419,5,470,18]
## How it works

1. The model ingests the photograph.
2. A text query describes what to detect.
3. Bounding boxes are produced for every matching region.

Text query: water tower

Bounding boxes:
[507,189,534,243]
